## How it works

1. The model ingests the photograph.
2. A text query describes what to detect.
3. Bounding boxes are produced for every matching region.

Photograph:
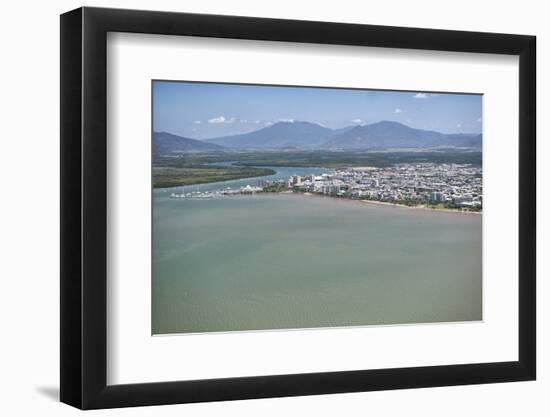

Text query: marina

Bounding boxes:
[163,162,482,212]
[169,184,264,199]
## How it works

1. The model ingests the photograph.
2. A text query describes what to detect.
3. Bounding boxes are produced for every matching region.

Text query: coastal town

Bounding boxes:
[169,162,482,212]
[281,162,482,211]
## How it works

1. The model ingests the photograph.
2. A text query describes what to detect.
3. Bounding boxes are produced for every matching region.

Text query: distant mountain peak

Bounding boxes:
[323,121,481,149]
[370,120,406,127]
[205,121,334,149]
[153,131,225,155]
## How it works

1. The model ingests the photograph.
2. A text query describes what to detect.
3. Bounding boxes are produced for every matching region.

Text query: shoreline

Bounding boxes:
[153,168,276,190]
[160,186,482,215]
[355,197,481,215]
[157,164,481,215]
[296,192,482,215]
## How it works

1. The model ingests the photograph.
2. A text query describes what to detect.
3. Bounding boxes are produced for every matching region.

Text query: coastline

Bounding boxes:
[158,183,482,215]
[297,192,482,215]
[356,197,481,215]
[157,164,482,215]
[153,167,276,189]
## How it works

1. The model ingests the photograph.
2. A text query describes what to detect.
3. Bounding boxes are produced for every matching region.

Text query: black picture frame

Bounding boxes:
[60,6,536,410]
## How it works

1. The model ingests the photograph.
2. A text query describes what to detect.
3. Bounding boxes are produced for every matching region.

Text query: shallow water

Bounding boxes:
[152,190,482,334]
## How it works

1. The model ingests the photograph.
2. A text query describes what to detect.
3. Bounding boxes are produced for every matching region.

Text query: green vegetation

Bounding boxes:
[261,183,289,193]
[156,149,482,169]
[358,195,481,212]
[153,162,275,188]
[430,202,482,212]
[152,149,482,188]
[234,150,482,168]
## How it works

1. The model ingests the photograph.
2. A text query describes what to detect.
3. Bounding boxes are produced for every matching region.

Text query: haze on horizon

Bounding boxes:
[153,80,482,140]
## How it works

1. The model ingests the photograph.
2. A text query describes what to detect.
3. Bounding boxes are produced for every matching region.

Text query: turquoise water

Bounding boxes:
[152,173,482,334]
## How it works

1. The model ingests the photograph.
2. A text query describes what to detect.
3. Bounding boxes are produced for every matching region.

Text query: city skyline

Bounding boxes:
[153,81,483,140]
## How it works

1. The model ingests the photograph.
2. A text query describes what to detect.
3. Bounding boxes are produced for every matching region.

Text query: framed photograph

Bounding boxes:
[60,7,536,409]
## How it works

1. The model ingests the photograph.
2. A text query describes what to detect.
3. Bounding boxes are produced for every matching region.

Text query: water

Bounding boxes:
[152,169,482,335]
[154,165,329,195]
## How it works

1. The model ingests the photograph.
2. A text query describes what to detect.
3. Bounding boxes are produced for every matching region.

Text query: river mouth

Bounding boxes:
[154,165,331,194]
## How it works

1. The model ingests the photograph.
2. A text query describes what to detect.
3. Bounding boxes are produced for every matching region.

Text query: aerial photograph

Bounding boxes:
[152,81,483,335]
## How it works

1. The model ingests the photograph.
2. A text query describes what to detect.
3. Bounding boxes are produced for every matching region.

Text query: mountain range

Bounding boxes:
[153,131,225,155]
[154,121,481,154]
[323,121,482,149]
[204,121,334,148]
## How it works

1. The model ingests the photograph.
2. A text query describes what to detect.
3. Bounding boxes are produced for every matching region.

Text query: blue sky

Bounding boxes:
[153,81,482,139]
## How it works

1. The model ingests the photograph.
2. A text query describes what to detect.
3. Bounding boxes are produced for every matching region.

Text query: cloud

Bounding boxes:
[192,120,201,124]
[413,93,429,99]
[394,108,403,113]
[350,118,363,124]
[208,116,235,124]
[413,92,441,99]
[278,118,295,123]
[456,123,462,128]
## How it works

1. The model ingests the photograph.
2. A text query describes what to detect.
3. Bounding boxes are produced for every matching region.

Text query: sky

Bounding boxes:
[153,81,482,139]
